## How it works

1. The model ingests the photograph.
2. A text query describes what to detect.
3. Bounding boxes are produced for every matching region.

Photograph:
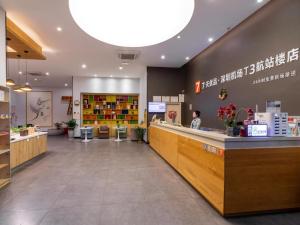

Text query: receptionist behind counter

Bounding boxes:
[190,110,201,130]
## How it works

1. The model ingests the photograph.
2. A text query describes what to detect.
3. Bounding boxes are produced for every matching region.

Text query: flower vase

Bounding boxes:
[226,127,240,137]
[172,118,176,124]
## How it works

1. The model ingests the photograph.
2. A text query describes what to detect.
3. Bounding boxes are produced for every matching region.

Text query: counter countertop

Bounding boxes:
[151,123,300,149]
[10,132,48,143]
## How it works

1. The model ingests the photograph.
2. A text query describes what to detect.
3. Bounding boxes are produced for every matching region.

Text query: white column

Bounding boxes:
[0,8,6,86]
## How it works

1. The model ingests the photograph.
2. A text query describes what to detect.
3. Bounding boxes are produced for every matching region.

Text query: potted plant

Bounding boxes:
[66,119,77,138]
[217,103,254,137]
[136,126,146,143]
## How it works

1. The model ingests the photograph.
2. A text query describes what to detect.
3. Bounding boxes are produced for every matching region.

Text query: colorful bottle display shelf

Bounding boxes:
[82,94,139,125]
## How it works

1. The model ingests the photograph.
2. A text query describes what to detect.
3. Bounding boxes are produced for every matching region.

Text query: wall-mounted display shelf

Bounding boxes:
[81,94,139,126]
[0,86,10,189]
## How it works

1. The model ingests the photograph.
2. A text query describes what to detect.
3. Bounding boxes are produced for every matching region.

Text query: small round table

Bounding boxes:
[114,127,123,142]
[80,127,91,143]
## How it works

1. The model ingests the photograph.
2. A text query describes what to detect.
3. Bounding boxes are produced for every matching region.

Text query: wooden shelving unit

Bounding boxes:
[0,164,9,170]
[82,94,139,126]
[0,149,9,154]
[0,86,10,189]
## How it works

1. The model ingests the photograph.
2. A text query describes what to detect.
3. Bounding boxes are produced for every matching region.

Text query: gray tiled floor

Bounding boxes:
[0,136,299,225]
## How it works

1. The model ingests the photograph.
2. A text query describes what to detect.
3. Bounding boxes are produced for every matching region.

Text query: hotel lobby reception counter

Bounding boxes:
[149,123,300,216]
[10,132,48,169]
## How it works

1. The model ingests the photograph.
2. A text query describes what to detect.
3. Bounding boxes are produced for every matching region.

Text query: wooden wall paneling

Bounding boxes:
[158,128,178,168]
[149,126,225,214]
[37,136,42,154]
[177,136,225,214]
[12,141,21,167]
[27,138,33,160]
[32,137,39,157]
[149,126,161,154]
[19,139,28,165]
[10,135,48,169]
[40,135,47,153]
[224,147,300,215]
[10,142,18,169]
[150,125,300,216]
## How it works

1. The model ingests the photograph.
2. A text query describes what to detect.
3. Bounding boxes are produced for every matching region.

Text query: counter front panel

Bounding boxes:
[149,125,225,213]
[149,124,300,216]
[10,133,48,169]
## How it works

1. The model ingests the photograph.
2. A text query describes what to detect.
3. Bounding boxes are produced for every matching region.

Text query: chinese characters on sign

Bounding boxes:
[198,47,299,90]
[253,70,296,85]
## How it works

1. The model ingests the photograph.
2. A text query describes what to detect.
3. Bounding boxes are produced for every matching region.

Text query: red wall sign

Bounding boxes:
[195,80,201,94]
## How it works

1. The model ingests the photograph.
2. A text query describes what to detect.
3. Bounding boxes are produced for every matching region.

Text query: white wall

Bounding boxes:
[10,74,148,127]
[139,73,147,123]
[72,76,147,123]
[0,8,6,86]
[10,87,72,127]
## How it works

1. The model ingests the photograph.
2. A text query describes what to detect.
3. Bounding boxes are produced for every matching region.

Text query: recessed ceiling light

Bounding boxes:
[81,64,87,69]
[208,37,214,42]
[94,74,98,77]
[161,55,166,60]
[56,27,62,32]
[69,0,194,47]
[110,75,113,78]
[257,0,263,3]
[45,72,50,76]
[185,56,190,61]
[177,35,181,39]
[64,83,68,87]
[119,66,123,70]
[18,71,22,75]
[34,78,38,81]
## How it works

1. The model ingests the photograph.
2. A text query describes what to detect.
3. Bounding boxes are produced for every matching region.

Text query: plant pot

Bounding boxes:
[136,127,145,142]
[68,128,74,138]
[226,127,240,137]
[137,139,143,144]
[20,129,29,136]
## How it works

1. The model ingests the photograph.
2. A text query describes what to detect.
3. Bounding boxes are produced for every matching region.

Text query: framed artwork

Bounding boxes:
[26,91,53,127]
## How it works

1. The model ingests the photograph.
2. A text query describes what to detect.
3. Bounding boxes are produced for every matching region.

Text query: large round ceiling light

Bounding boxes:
[69,0,195,47]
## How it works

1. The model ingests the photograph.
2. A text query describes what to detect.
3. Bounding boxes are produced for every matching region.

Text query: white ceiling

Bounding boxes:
[0,0,269,88]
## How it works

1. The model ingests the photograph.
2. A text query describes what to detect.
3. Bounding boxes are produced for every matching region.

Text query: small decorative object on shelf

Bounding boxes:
[19,128,29,136]
[217,103,254,137]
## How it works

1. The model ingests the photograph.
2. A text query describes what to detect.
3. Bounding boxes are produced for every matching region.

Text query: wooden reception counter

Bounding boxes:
[10,132,48,169]
[149,123,300,216]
